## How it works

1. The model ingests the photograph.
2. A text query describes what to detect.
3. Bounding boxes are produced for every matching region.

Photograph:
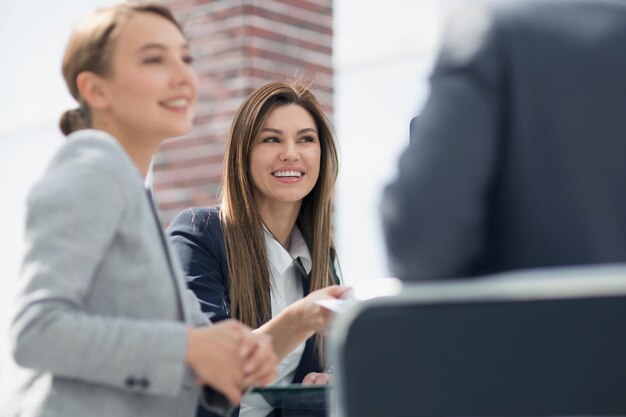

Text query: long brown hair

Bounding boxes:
[220,81,340,329]
[59,2,183,136]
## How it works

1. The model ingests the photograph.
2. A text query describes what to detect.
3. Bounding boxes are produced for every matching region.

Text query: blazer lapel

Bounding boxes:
[145,190,187,322]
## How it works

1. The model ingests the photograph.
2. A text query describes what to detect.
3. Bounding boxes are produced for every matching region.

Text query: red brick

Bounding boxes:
[153,0,333,225]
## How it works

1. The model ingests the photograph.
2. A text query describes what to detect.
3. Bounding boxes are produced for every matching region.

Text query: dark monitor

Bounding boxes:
[332,268,626,417]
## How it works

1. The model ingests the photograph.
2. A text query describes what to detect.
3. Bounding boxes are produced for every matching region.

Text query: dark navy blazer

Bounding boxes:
[167,207,333,390]
[383,0,626,280]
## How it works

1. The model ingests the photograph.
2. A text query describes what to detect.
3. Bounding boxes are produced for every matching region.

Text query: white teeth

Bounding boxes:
[161,98,189,108]
[273,170,302,178]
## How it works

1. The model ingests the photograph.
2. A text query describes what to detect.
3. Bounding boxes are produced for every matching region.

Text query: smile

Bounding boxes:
[272,170,303,178]
[160,98,190,110]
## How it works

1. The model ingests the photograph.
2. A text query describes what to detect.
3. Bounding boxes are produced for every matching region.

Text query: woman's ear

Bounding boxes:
[76,71,110,110]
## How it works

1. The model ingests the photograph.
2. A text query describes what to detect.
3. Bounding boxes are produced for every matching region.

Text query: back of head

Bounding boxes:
[59,2,181,136]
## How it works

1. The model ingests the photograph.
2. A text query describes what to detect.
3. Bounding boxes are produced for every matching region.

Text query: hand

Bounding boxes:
[241,331,279,388]
[302,372,333,385]
[185,320,248,405]
[287,285,350,334]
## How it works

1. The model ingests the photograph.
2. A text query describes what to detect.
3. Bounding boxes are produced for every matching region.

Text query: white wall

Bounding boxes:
[334,0,444,284]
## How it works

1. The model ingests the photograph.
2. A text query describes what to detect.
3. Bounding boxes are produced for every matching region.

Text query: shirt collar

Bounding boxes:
[264,226,312,276]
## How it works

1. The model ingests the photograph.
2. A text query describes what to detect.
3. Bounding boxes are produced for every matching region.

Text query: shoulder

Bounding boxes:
[55,129,138,179]
[434,0,544,85]
[167,207,224,245]
[445,0,592,36]
[441,0,608,62]
[28,130,139,209]
[169,207,221,232]
[167,207,227,270]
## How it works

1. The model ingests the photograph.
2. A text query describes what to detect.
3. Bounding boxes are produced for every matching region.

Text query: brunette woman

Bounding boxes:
[168,82,346,416]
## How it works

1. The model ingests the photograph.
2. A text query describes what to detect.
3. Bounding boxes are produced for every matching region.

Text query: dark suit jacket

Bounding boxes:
[383,0,626,280]
[167,208,330,410]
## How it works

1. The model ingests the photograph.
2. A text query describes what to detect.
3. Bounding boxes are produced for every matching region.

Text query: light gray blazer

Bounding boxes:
[6,129,210,417]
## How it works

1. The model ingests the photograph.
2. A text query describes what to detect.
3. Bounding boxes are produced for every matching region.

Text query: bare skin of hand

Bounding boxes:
[288,285,350,334]
[241,331,279,388]
[255,285,351,361]
[185,320,249,405]
[301,372,333,385]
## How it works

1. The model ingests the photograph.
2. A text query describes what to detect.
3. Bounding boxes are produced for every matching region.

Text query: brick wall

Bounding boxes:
[153,0,334,224]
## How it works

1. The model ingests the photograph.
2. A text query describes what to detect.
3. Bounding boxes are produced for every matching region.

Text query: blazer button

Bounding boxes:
[138,378,150,389]
[125,377,136,388]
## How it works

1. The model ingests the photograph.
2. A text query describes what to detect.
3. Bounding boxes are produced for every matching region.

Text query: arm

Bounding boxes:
[254,285,346,360]
[184,289,211,327]
[382,3,503,280]
[10,151,187,396]
[167,208,230,322]
[168,209,344,361]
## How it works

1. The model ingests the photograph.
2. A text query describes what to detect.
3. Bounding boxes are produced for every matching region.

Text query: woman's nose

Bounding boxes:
[171,58,197,90]
[279,141,299,161]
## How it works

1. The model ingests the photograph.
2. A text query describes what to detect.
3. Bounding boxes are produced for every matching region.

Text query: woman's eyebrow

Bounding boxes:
[260,128,318,134]
[137,42,190,52]
[138,43,166,52]
[261,128,282,134]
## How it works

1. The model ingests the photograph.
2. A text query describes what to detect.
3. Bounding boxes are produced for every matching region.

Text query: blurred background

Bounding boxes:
[0,0,450,387]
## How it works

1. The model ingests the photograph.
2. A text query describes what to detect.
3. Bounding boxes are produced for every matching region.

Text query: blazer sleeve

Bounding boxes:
[10,147,188,397]
[167,208,231,322]
[382,3,503,280]
[184,288,212,327]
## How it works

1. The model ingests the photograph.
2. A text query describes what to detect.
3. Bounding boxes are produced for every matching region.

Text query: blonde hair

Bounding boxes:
[59,2,182,136]
[221,81,340,331]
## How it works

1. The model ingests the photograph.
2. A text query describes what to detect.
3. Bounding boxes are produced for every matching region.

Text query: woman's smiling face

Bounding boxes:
[249,103,321,211]
[96,12,198,143]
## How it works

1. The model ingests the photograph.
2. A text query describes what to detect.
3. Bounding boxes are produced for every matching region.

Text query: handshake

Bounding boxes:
[185,320,278,406]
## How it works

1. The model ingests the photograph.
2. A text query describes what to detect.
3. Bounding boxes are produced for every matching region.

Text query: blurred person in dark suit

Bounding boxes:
[382,0,626,280]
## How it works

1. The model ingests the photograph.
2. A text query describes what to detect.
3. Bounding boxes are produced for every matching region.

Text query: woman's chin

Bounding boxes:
[164,125,193,139]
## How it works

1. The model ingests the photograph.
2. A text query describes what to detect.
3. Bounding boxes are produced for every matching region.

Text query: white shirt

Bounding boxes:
[240,226,312,416]
[265,225,311,385]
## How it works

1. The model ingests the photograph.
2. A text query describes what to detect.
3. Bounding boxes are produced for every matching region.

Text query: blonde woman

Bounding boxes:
[168,82,346,415]
[7,4,277,417]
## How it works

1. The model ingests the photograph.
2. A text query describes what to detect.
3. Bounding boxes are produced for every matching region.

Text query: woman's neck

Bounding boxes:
[116,137,157,178]
[257,200,302,248]
[92,117,159,178]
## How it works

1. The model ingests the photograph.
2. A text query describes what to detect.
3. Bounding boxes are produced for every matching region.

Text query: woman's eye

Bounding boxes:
[183,55,194,65]
[143,56,163,64]
[299,136,316,143]
[262,137,280,143]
